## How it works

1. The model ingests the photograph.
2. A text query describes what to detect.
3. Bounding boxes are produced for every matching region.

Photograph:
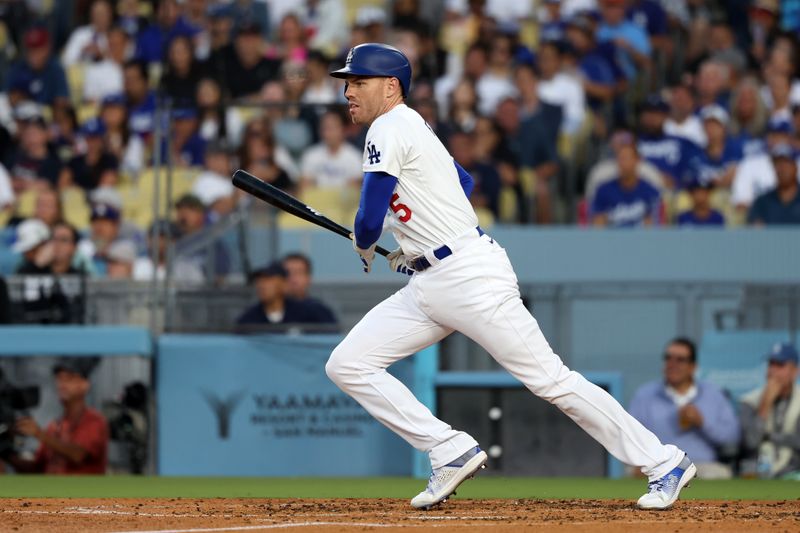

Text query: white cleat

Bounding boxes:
[637,454,697,510]
[410,447,488,510]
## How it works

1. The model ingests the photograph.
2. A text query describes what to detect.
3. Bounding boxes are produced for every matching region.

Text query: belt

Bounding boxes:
[410,227,485,272]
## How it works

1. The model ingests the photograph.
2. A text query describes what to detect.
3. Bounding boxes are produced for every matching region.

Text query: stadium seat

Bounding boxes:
[61,186,91,230]
[67,64,85,106]
[474,207,495,229]
[127,167,199,228]
[15,189,38,219]
[77,102,100,123]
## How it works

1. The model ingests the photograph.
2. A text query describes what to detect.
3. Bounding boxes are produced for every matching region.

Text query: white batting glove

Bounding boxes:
[351,234,376,273]
[387,247,415,276]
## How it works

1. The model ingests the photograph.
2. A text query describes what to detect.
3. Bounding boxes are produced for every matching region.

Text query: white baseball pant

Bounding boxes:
[326,229,683,478]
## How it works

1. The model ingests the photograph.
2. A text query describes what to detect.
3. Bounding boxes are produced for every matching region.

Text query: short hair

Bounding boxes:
[53,221,80,245]
[123,59,148,81]
[282,252,312,274]
[668,337,697,364]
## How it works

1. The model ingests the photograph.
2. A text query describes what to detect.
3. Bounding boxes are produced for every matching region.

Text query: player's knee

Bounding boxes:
[325,346,354,386]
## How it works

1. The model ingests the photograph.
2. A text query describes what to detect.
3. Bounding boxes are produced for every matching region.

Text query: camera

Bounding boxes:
[104,382,149,474]
[0,368,40,458]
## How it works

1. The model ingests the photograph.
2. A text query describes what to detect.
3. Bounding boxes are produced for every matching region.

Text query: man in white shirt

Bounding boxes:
[536,41,586,135]
[664,84,706,147]
[61,0,113,66]
[299,109,362,190]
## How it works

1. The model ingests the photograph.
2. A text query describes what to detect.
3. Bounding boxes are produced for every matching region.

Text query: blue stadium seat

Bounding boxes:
[697,330,793,400]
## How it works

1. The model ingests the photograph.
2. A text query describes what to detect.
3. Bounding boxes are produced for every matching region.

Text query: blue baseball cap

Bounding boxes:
[769,142,796,160]
[766,342,799,364]
[101,93,126,106]
[80,117,106,137]
[766,118,793,134]
[640,94,669,113]
[172,107,197,120]
[91,203,120,221]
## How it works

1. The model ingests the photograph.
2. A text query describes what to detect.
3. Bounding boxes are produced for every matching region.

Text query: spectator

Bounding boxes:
[592,141,661,227]
[729,78,769,157]
[168,107,206,167]
[196,77,244,146]
[116,0,148,38]
[236,262,337,328]
[99,93,145,177]
[299,109,361,191]
[239,118,296,192]
[159,34,207,106]
[260,77,316,160]
[191,141,236,220]
[596,0,651,79]
[105,239,136,279]
[434,43,488,117]
[563,13,620,113]
[305,0,349,56]
[50,221,87,274]
[5,113,63,193]
[732,118,795,213]
[749,0,781,65]
[636,94,699,188]
[206,3,234,56]
[6,357,108,474]
[688,105,742,189]
[676,178,725,227]
[123,60,157,138]
[4,26,70,107]
[536,40,586,135]
[13,218,52,274]
[748,143,800,225]
[61,0,113,67]
[585,130,665,208]
[210,21,279,100]
[695,20,747,77]
[475,33,517,116]
[628,337,740,479]
[739,342,800,478]
[514,63,562,224]
[265,12,308,64]
[449,129,502,219]
[664,83,705,147]
[77,203,141,271]
[50,104,79,162]
[0,161,14,215]
[281,252,337,321]
[134,0,198,65]
[539,0,567,44]
[695,60,731,109]
[78,24,131,103]
[133,219,204,282]
[301,50,338,105]
[764,70,792,124]
[228,0,270,41]
[33,187,63,229]
[174,193,230,280]
[446,79,479,134]
[59,118,119,191]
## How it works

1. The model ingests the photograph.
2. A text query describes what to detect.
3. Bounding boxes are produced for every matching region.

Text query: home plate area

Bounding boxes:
[3,498,797,532]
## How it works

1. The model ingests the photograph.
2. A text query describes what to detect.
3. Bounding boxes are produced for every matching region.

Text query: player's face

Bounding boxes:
[343,75,392,125]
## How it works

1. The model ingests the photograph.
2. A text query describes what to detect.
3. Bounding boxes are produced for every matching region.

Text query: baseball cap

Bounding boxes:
[640,94,669,113]
[12,218,51,253]
[566,14,594,33]
[106,239,137,264]
[685,175,714,190]
[80,117,107,137]
[769,142,796,160]
[192,172,234,206]
[249,262,288,282]
[766,342,799,364]
[101,93,126,106]
[766,118,792,134]
[91,203,121,222]
[24,27,50,49]
[53,356,100,379]
[700,104,729,126]
[13,100,44,123]
[172,107,197,121]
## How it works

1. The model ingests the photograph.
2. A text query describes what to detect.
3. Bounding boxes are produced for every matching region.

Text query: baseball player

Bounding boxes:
[326,43,696,510]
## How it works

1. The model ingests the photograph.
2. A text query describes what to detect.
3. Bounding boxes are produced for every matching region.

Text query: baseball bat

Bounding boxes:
[231,169,391,257]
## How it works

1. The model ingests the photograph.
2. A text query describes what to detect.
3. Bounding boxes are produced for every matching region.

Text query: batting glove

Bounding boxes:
[351,234,376,273]
[387,247,415,276]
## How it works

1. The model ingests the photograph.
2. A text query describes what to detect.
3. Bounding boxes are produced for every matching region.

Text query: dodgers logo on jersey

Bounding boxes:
[367,142,381,165]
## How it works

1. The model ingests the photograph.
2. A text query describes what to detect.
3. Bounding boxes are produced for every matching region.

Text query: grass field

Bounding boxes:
[1,476,797,500]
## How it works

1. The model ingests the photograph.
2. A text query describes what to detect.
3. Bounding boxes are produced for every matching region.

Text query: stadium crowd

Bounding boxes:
[0,0,800,281]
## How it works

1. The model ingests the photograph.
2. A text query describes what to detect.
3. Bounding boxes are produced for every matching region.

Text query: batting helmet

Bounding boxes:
[330,43,412,96]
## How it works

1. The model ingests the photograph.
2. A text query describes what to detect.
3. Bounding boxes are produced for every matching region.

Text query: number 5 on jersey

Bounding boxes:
[390,193,412,222]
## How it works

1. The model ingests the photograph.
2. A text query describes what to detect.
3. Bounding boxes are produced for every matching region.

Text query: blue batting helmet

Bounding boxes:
[330,43,411,96]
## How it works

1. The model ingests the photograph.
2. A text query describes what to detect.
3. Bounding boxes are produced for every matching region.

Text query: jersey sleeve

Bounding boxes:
[362,119,405,177]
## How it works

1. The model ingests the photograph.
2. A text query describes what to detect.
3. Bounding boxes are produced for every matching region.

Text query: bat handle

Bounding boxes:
[375,245,391,257]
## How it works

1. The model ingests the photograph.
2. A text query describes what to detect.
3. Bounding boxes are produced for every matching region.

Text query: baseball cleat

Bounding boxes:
[410,447,488,510]
[637,454,697,510]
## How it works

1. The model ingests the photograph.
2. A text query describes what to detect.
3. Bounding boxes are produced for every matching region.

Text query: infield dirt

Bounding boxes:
[3,498,799,532]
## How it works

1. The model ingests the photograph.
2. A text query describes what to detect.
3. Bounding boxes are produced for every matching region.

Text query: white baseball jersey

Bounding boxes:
[362,104,478,257]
